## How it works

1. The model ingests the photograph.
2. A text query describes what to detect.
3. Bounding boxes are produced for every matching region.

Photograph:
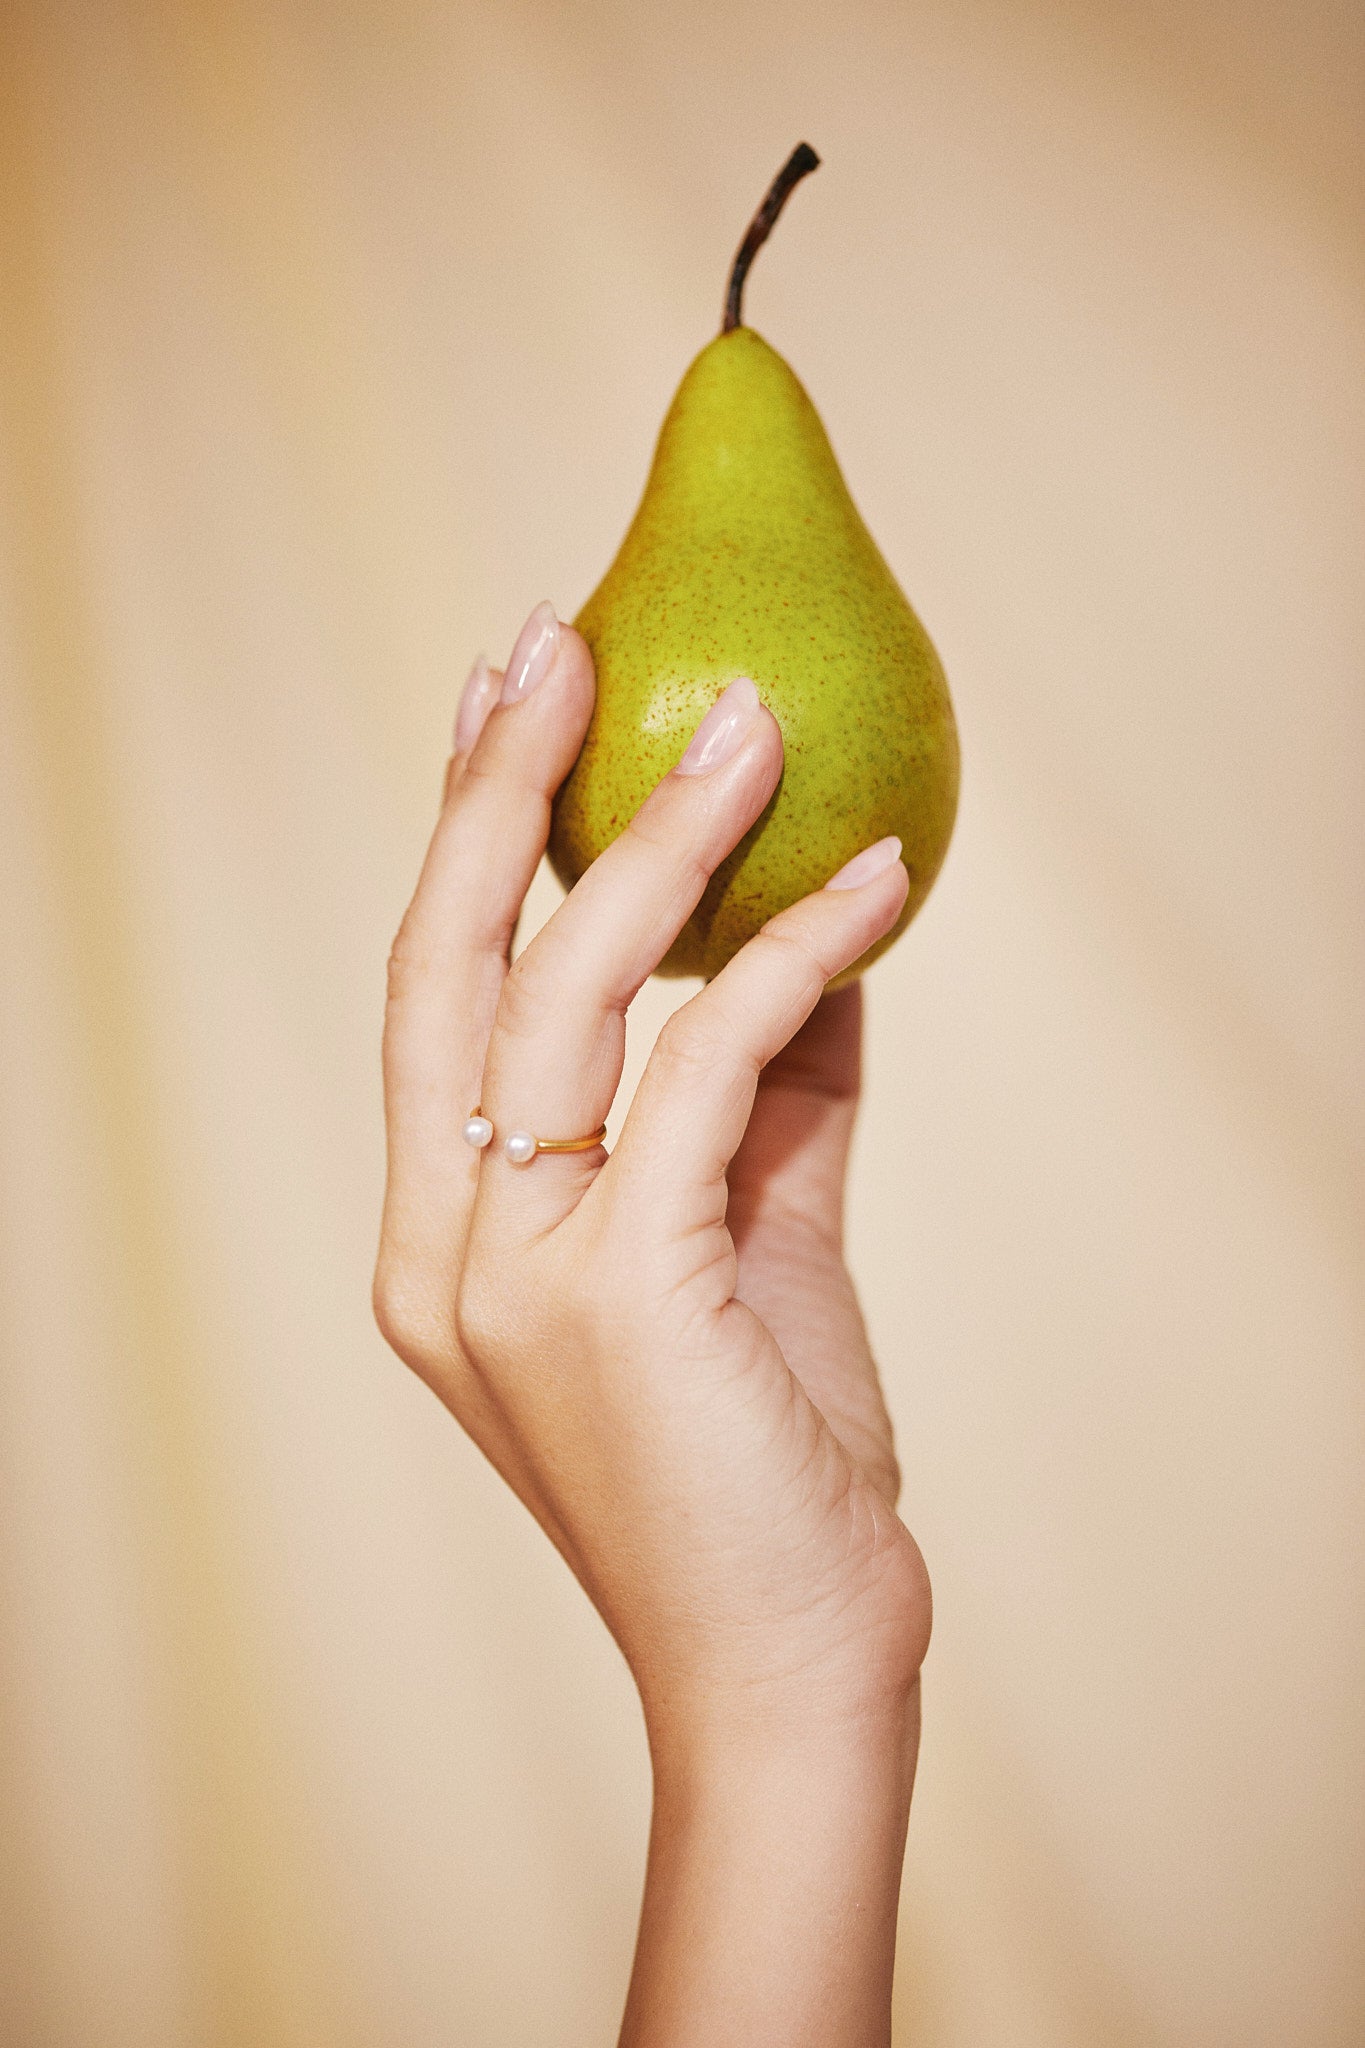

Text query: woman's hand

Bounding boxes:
[375,603,931,2045]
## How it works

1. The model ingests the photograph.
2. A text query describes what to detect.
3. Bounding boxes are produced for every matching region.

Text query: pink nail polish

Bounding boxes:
[500,601,560,705]
[675,677,761,776]
[454,653,497,753]
[824,836,903,891]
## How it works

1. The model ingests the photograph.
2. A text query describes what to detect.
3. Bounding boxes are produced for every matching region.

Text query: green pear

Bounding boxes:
[549,144,958,981]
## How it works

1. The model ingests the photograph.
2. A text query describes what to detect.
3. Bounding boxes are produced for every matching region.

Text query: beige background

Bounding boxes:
[1,2,1362,2043]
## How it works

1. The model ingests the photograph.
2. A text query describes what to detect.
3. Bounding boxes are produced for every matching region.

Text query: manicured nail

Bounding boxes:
[824,836,903,890]
[675,677,761,776]
[500,601,560,705]
[454,653,498,753]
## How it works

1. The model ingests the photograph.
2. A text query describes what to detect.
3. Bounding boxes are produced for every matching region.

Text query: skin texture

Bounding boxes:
[549,327,960,980]
[376,612,932,2045]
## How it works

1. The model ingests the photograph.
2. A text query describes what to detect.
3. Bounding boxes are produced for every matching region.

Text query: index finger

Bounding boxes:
[381,612,594,1212]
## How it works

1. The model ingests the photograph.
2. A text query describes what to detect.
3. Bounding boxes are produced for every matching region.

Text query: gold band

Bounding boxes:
[535,1124,608,1154]
[462,1109,606,1162]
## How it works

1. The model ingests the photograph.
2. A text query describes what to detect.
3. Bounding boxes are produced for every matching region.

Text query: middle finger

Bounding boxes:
[474,677,783,1236]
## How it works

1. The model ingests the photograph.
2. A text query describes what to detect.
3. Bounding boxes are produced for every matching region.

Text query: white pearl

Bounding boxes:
[504,1129,538,1165]
[461,1116,493,1150]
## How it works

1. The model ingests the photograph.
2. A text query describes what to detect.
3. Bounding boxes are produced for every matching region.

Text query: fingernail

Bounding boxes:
[824,836,903,891]
[454,653,497,753]
[674,677,761,776]
[500,601,560,706]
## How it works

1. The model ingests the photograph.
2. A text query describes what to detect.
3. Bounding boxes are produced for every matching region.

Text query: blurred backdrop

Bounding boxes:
[1,2,1362,2043]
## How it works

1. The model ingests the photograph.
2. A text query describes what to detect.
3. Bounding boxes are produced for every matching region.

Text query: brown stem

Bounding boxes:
[722,143,821,334]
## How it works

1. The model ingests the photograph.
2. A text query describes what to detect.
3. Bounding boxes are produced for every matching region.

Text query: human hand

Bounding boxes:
[375,602,930,2042]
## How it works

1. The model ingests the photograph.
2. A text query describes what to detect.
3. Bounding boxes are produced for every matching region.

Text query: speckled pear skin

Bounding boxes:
[548,326,959,981]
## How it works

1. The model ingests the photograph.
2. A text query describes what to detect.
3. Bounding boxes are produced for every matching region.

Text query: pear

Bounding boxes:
[549,144,958,981]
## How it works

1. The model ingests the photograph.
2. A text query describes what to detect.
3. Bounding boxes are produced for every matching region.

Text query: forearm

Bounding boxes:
[620,1689,921,2047]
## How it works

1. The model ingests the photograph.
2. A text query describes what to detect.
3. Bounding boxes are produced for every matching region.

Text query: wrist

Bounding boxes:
[622,1682,920,2048]
[644,1675,921,1804]
[637,1637,924,1853]
[632,1570,929,1778]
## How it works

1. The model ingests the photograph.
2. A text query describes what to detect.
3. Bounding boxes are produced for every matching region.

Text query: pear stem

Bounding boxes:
[722,142,821,334]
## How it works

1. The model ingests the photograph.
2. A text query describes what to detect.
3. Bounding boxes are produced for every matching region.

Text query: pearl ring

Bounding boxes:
[462,1110,607,1165]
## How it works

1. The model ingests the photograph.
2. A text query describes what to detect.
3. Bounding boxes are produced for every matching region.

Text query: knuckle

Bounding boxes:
[453,1267,507,1365]
[493,951,548,1042]
[456,749,512,801]
[630,811,716,901]
[372,1254,452,1373]
[622,808,711,896]
[655,1006,726,1077]
[620,803,671,855]
[883,1528,934,1675]
[457,1235,592,1360]
[385,916,435,1006]
[462,738,557,810]
[752,921,832,996]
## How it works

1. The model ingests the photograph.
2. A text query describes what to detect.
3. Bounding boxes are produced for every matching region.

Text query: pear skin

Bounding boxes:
[548,160,958,983]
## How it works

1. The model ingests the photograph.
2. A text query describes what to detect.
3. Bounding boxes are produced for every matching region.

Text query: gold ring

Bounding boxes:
[460,1111,607,1164]
[531,1124,608,1155]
